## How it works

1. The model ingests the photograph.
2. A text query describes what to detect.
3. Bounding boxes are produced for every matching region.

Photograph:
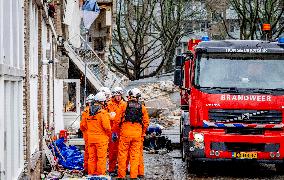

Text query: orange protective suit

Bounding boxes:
[115,100,150,178]
[126,136,145,176]
[126,134,145,176]
[138,137,145,176]
[86,104,112,175]
[80,106,89,172]
[107,98,126,172]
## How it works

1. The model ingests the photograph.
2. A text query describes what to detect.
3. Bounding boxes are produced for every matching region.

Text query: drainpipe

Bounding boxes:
[84,29,88,107]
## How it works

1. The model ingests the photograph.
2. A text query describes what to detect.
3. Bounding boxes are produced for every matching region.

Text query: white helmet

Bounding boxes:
[99,87,111,96]
[128,88,141,98]
[86,94,95,103]
[112,86,123,96]
[94,92,106,102]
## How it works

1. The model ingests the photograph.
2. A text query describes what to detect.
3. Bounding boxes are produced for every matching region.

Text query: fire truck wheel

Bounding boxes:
[186,158,199,173]
[181,140,188,162]
[275,163,284,173]
[180,116,185,161]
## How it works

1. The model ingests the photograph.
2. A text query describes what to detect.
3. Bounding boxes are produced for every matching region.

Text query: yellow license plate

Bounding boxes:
[232,152,257,159]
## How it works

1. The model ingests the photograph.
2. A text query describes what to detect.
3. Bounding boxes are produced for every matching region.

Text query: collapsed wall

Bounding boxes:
[126,74,181,128]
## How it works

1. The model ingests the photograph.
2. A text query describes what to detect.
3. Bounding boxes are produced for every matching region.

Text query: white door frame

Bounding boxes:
[54,79,80,134]
[0,77,5,179]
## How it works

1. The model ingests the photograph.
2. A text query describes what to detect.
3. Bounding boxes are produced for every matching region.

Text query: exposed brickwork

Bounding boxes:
[55,56,69,79]
[21,1,57,179]
[23,0,31,178]
[89,1,114,62]
[37,8,44,178]
[29,160,41,180]
[54,0,63,36]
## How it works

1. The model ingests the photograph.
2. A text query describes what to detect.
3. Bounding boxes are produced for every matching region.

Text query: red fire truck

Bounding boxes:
[174,37,284,171]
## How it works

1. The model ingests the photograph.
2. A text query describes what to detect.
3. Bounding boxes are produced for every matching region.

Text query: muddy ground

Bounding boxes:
[144,150,284,180]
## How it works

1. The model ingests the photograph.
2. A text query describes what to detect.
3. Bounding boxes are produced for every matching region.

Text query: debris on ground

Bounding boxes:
[46,171,63,179]
[144,152,175,180]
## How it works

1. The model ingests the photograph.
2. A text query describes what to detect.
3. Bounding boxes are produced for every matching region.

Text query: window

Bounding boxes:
[133,0,143,6]
[0,1,25,179]
[2,80,24,179]
[200,0,206,5]
[194,23,200,31]
[212,12,223,22]
[230,24,235,32]
[117,0,127,14]
[177,48,182,55]
[98,22,102,30]
[201,22,206,31]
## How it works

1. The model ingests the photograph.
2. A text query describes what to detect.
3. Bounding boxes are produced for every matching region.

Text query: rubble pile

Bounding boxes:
[131,80,181,128]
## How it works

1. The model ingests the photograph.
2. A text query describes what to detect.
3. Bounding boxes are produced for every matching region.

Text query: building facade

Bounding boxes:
[89,0,114,61]
[0,0,25,179]
[0,0,59,179]
[0,0,125,179]
[176,0,241,55]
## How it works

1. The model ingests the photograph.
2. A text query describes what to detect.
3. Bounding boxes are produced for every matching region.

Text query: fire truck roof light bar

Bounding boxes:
[201,36,210,41]
[278,37,284,44]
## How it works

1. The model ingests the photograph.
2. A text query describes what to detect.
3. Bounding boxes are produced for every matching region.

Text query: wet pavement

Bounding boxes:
[144,150,284,180]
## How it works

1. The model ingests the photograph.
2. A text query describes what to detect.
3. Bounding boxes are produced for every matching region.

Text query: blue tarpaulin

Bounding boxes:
[50,138,84,170]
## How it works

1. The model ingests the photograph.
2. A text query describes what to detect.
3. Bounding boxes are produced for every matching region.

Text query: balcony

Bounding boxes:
[97,0,113,4]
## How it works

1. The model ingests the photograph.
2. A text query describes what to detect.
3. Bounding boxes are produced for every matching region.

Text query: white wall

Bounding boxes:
[49,31,55,130]
[54,79,64,134]
[29,1,39,155]
[42,19,48,132]
[0,0,25,179]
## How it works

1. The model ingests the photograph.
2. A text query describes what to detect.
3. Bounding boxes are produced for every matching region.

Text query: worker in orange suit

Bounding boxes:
[86,92,112,175]
[115,88,150,179]
[107,87,126,176]
[80,94,95,173]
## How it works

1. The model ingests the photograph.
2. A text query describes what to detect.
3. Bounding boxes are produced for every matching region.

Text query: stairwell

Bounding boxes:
[63,34,128,138]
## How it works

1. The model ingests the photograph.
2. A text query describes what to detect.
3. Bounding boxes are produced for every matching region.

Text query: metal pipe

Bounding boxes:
[84,29,88,107]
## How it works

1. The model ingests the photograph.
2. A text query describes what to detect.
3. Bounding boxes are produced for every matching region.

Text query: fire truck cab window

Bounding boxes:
[195,54,284,90]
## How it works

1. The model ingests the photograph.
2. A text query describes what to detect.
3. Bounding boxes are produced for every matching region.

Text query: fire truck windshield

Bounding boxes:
[194,54,284,94]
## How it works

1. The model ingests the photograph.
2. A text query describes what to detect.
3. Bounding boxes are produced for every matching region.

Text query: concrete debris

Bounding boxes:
[61,170,84,178]
[46,171,63,179]
[159,80,176,92]
[129,79,181,129]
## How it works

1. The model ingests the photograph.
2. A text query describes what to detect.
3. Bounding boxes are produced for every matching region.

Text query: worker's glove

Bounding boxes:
[112,133,118,142]
[110,112,116,119]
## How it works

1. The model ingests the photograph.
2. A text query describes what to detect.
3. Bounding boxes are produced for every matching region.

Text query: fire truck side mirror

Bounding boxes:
[183,51,194,61]
[174,68,183,86]
[175,55,185,67]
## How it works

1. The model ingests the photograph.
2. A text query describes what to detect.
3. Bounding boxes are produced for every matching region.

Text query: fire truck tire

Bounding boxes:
[181,140,189,162]
[275,163,284,173]
[180,116,184,161]
[186,157,199,173]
